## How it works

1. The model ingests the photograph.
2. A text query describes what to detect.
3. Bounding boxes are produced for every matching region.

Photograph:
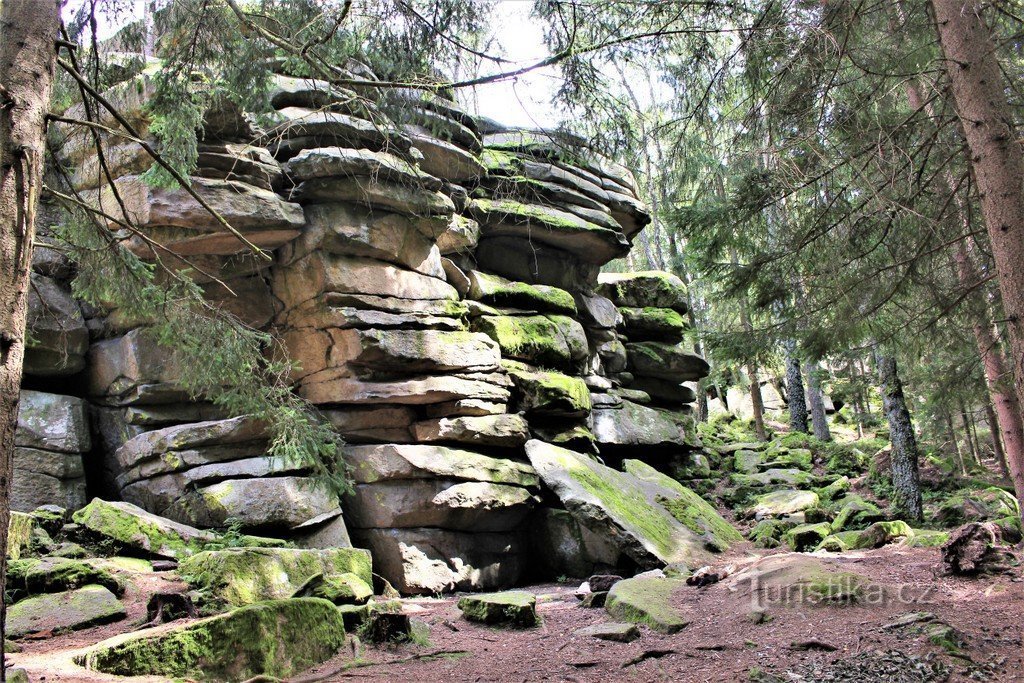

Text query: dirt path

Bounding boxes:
[10,546,1023,683]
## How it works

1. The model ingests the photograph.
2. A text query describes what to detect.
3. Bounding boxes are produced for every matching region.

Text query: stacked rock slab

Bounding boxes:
[13,391,90,512]
[49,62,714,593]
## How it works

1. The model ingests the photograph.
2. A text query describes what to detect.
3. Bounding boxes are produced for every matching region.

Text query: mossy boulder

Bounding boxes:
[467,271,576,315]
[503,360,591,417]
[785,522,834,552]
[7,558,123,598]
[934,487,1021,531]
[748,519,796,549]
[829,495,885,533]
[625,341,710,382]
[76,598,347,681]
[622,459,742,551]
[8,584,126,638]
[814,476,852,503]
[457,591,539,627]
[732,468,814,488]
[180,547,373,607]
[294,572,373,605]
[592,399,698,451]
[474,314,587,371]
[852,521,914,549]
[525,440,716,569]
[618,307,687,342]
[598,271,689,312]
[605,576,689,633]
[747,490,820,519]
[72,498,217,559]
[815,530,865,552]
[903,529,950,548]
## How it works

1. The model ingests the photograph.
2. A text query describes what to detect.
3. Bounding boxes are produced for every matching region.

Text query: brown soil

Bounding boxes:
[9,545,1023,683]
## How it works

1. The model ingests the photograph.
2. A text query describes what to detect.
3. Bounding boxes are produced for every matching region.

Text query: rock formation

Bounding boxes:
[19,60,720,594]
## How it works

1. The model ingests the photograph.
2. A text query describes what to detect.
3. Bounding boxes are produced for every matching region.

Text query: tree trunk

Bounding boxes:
[985,399,1010,479]
[931,0,1024,507]
[847,361,865,438]
[805,362,832,441]
[784,339,809,433]
[958,401,979,467]
[946,410,968,476]
[0,0,61,668]
[746,363,767,441]
[873,348,924,521]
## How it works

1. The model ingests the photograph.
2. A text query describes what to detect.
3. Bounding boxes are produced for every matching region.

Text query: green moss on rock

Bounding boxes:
[72,499,217,559]
[852,521,914,549]
[605,576,689,633]
[7,558,123,597]
[598,271,689,311]
[468,271,576,315]
[7,512,34,561]
[474,314,587,371]
[76,598,347,681]
[784,522,834,552]
[180,547,372,607]
[502,360,591,417]
[618,307,687,341]
[8,584,126,639]
[457,591,539,627]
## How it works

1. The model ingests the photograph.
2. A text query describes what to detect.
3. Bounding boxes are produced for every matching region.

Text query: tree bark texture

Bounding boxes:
[984,400,1010,479]
[784,339,809,433]
[874,348,924,521]
[804,362,832,441]
[0,0,61,663]
[931,0,1024,511]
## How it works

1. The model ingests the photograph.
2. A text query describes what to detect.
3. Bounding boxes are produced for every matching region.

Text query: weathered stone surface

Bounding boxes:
[16,391,91,453]
[300,373,512,406]
[346,480,535,531]
[605,576,689,633]
[344,443,538,487]
[592,400,696,451]
[8,585,126,639]
[115,416,266,472]
[294,571,373,605]
[408,130,485,183]
[77,598,348,681]
[470,198,629,264]
[626,342,710,382]
[458,591,538,627]
[8,512,34,560]
[265,106,410,153]
[7,557,123,597]
[287,146,442,189]
[166,477,339,531]
[273,252,458,311]
[72,499,218,559]
[619,307,687,341]
[411,414,530,448]
[292,514,354,549]
[195,142,284,191]
[474,314,587,372]
[285,202,445,277]
[525,440,715,569]
[11,456,87,512]
[575,622,640,642]
[179,547,372,606]
[599,271,688,311]
[87,329,187,405]
[629,377,698,405]
[355,527,524,594]
[726,554,869,607]
[529,508,622,579]
[468,271,577,315]
[436,215,481,254]
[503,361,592,418]
[475,237,600,292]
[748,490,820,519]
[323,406,416,443]
[574,292,621,330]
[91,176,304,256]
[297,176,455,217]
[24,275,88,376]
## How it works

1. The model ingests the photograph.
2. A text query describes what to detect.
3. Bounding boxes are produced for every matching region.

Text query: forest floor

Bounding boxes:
[11,542,1024,683]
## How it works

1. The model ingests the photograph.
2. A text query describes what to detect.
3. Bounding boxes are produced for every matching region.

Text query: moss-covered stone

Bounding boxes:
[467,271,576,315]
[180,547,373,607]
[852,521,914,549]
[748,519,796,549]
[903,529,950,548]
[732,468,814,488]
[732,555,867,607]
[598,271,689,312]
[829,495,885,533]
[474,314,587,371]
[623,459,742,550]
[747,490,820,518]
[8,512,34,560]
[618,307,687,342]
[72,499,217,559]
[295,572,373,605]
[8,584,126,638]
[77,598,347,681]
[457,591,538,627]
[784,522,834,552]
[625,341,710,382]
[502,360,591,417]
[605,576,689,633]
[934,486,1021,531]
[7,558,123,597]
[813,476,851,503]
[815,530,865,552]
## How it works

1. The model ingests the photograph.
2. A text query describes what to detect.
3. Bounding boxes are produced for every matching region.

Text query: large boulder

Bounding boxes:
[72,499,218,559]
[8,585,125,639]
[179,547,372,607]
[87,329,188,405]
[626,341,710,382]
[165,476,340,531]
[503,361,592,418]
[467,271,577,315]
[355,527,524,594]
[524,440,716,569]
[591,399,696,451]
[77,598,348,681]
[598,271,688,311]
[13,391,91,511]
[528,508,622,579]
[605,576,690,633]
[473,314,588,372]
[411,414,531,448]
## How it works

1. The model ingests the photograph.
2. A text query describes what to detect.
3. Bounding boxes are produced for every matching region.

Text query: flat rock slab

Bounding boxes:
[77,598,347,681]
[458,591,539,627]
[605,576,690,634]
[575,622,640,642]
[8,584,126,638]
[72,498,218,559]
